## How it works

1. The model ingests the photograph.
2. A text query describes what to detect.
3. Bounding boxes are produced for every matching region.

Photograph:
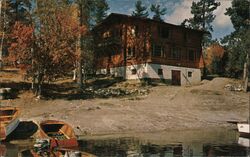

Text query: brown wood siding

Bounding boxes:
[94,14,204,70]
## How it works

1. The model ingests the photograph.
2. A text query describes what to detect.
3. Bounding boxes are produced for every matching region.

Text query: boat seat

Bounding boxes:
[0,115,14,118]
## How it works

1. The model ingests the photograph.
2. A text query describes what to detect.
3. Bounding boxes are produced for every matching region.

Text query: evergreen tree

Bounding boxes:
[181,0,220,77]
[7,0,32,25]
[225,0,249,32]
[132,0,148,18]
[221,0,250,78]
[181,0,220,47]
[150,4,166,21]
[94,0,109,24]
[182,0,220,32]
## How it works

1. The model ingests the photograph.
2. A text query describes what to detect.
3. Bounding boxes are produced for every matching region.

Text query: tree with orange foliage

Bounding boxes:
[8,0,86,96]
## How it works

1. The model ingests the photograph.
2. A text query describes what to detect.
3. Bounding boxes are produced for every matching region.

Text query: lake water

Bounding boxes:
[1,128,249,157]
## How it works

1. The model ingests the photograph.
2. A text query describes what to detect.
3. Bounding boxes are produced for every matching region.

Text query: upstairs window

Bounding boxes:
[184,32,192,43]
[171,47,181,60]
[158,26,170,39]
[184,32,187,42]
[103,31,111,38]
[131,25,139,37]
[127,46,135,57]
[120,28,123,37]
[188,49,195,61]
[152,44,164,57]
[112,29,120,37]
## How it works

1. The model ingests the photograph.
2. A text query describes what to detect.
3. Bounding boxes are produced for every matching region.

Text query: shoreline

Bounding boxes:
[1,77,249,139]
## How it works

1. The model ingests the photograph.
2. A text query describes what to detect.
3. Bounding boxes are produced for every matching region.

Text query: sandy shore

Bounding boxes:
[1,76,249,136]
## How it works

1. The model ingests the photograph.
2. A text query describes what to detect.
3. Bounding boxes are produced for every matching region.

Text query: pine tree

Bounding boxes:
[225,0,249,32]
[95,0,109,24]
[150,4,166,21]
[181,0,220,77]
[132,0,148,18]
[182,0,220,32]
[7,0,32,25]
[221,0,250,78]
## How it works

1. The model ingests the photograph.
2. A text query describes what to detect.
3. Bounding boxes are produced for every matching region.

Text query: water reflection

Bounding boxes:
[0,128,249,157]
[78,137,249,157]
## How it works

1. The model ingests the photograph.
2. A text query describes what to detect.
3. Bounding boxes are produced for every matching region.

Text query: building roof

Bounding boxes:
[93,13,209,34]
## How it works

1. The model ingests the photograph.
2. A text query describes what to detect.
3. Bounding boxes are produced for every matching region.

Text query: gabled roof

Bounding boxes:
[93,13,209,34]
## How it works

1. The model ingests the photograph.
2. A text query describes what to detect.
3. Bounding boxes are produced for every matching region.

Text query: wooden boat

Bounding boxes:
[61,150,96,157]
[0,107,20,140]
[54,148,96,157]
[237,123,250,138]
[238,137,250,147]
[30,149,96,157]
[39,120,78,149]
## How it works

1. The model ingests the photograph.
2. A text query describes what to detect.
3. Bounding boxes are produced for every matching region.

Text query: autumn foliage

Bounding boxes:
[7,3,87,94]
[8,22,34,65]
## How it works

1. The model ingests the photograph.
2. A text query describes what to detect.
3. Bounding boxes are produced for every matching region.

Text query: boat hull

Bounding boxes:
[238,137,250,147]
[5,118,20,137]
[39,120,78,149]
[0,107,20,141]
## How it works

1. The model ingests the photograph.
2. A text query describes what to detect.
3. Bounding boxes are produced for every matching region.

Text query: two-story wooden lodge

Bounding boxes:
[93,13,205,85]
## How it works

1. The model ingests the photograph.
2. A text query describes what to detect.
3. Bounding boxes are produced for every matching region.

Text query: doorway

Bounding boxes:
[172,70,181,85]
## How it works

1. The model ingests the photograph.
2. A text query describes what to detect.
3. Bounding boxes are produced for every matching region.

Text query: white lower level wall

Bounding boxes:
[96,63,201,85]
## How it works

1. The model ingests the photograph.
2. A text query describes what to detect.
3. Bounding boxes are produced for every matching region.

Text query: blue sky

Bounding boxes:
[106,0,235,40]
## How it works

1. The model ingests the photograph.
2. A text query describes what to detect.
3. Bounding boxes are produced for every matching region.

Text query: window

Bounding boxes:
[127,46,135,57]
[103,31,111,38]
[158,26,170,38]
[171,47,181,60]
[182,49,188,60]
[112,29,120,37]
[152,44,164,57]
[158,69,163,75]
[120,29,123,37]
[188,71,192,77]
[131,25,139,37]
[131,69,137,75]
[188,50,195,61]
[184,32,187,42]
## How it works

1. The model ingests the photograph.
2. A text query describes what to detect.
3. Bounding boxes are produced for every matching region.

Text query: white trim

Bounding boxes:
[96,63,201,85]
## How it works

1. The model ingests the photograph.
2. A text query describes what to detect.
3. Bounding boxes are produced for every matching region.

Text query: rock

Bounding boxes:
[90,87,149,98]
[96,106,101,109]
[224,83,243,91]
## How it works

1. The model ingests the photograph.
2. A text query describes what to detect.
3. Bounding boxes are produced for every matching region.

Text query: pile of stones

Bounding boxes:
[85,87,149,98]
[224,83,244,91]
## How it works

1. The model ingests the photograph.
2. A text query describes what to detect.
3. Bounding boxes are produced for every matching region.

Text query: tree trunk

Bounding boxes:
[32,76,35,90]
[0,0,6,70]
[73,68,77,81]
[36,71,43,98]
[78,3,84,89]
[243,53,248,92]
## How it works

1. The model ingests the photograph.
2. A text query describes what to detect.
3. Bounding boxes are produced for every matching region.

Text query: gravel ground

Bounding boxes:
[1,69,249,136]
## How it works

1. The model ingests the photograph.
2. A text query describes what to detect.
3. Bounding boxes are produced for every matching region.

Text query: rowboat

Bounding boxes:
[60,150,96,157]
[30,149,96,157]
[238,137,250,147]
[38,120,78,149]
[54,148,96,157]
[237,123,250,138]
[0,107,20,140]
